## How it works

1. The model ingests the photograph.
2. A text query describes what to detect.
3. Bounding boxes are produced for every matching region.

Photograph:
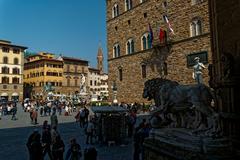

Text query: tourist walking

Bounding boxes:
[65,138,82,160]
[83,107,89,124]
[65,105,69,116]
[42,125,53,160]
[52,135,65,160]
[39,105,44,117]
[31,109,38,125]
[51,109,58,129]
[26,129,41,160]
[0,105,3,120]
[51,126,59,144]
[85,119,95,144]
[29,107,34,123]
[11,104,17,120]
[42,120,50,130]
[79,109,85,128]
[30,134,43,160]
[127,112,136,137]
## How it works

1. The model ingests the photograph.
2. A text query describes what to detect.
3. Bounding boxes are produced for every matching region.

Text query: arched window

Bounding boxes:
[126,39,134,54]
[14,58,19,65]
[112,4,119,18]
[142,36,147,50]
[118,67,123,81]
[3,57,8,64]
[141,64,147,78]
[190,18,202,37]
[141,33,151,50]
[113,44,120,58]
[125,0,132,11]
[1,66,9,74]
[12,67,20,74]
[12,77,20,84]
[2,77,9,84]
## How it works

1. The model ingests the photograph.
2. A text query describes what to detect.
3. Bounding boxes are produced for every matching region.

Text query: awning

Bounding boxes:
[12,92,19,96]
[91,106,128,113]
[1,93,8,96]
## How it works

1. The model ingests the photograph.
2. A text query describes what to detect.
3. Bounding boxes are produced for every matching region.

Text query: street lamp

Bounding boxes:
[112,81,118,105]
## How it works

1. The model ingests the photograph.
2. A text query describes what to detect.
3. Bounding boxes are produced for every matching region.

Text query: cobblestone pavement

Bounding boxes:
[0,104,150,160]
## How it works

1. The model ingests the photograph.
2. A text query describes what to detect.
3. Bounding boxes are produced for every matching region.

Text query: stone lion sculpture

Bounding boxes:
[143,78,221,137]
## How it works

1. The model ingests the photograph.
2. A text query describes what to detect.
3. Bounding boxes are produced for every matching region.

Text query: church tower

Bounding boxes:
[97,45,104,74]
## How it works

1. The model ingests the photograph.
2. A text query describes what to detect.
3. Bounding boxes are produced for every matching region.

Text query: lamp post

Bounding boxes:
[112,81,118,105]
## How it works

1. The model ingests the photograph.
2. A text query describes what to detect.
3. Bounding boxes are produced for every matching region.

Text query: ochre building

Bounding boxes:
[23,52,63,98]
[0,40,27,101]
[107,0,212,103]
[23,53,90,98]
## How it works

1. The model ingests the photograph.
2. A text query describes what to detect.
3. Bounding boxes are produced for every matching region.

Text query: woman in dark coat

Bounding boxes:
[30,134,43,160]
[52,135,65,160]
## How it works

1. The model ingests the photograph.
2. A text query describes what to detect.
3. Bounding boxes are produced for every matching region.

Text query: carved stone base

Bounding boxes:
[143,128,236,160]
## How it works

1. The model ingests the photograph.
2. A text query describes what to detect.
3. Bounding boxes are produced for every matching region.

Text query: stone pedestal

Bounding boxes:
[143,128,236,160]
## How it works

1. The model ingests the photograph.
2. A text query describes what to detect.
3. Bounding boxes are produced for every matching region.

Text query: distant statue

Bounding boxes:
[80,74,86,93]
[143,78,221,137]
[44,82,54,92]
[192,57,206,84]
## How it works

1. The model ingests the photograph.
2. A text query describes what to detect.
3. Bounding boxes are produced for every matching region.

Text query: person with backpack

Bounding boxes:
[65,138,82,160]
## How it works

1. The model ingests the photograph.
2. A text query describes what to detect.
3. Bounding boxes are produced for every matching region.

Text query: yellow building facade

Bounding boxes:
[23,52,63,99]
[0,40,27,101]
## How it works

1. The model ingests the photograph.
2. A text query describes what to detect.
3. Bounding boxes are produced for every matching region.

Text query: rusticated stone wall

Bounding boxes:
[107,0,212,104]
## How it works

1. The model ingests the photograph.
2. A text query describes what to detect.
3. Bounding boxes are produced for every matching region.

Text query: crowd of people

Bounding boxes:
[26,108,97,160]
[22,99,78,125]
[1,97,153,160]
[0,101,18,120]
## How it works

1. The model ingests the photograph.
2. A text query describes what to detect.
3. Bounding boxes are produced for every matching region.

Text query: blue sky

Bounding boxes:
[0,0,107,71]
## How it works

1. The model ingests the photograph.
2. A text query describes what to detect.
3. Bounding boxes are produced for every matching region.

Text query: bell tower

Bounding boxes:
[97,45,104,74]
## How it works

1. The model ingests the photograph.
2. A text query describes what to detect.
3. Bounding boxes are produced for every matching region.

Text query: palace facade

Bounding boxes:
[107,0,212,103]
[23,52,63,98]
[0,40,27,101]
[60,56,89,96]
[88,46,109,101]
